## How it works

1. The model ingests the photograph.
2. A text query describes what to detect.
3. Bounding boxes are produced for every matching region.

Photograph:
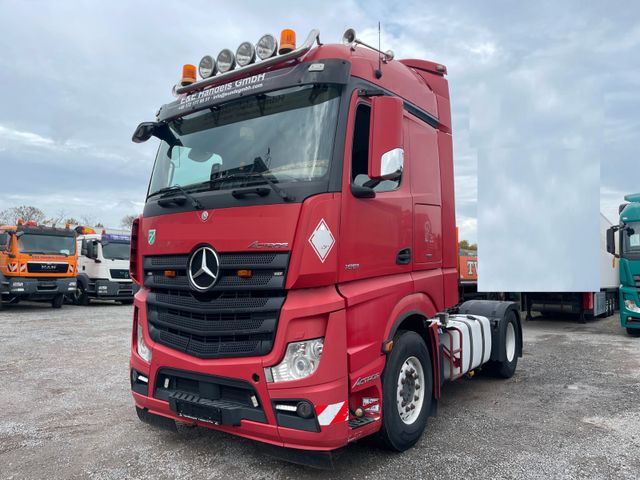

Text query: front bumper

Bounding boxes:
[4,276,76,299]
[130,286,351,451]
[92,279,139,299]
[620,287,640,329]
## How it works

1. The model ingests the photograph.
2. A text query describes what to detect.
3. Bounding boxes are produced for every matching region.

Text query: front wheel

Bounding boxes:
[71,284,90,306]
[627,328,640,337]
[51,294,64,309]
[378,331,433,452]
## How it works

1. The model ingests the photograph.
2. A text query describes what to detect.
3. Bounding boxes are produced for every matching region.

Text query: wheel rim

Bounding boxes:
[396,356,425,425]
[505,322,516,362]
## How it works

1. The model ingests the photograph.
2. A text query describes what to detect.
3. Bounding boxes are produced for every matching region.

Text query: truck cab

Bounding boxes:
[0,222,77,308]
[608,193,640,336]
[129,28,522,463]
[73,227,137,305]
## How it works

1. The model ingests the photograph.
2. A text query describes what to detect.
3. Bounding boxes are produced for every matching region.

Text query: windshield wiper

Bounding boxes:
[154,184,204,210]
[210,158,294,202]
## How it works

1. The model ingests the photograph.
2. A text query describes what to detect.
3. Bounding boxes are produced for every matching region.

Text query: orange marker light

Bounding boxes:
[279,29,296,54]
[181,64,197,86]
[164,270,177,278]
[17,219,23,225]
[237,269,253,278]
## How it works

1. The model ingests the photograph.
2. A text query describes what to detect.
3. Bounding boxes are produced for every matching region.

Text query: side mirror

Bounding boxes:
[606,227,616,255]
[132,122,159,143]
[368,96,404,180]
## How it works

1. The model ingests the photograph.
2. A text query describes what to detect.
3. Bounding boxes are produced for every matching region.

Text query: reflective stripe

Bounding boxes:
[315,401,348,426]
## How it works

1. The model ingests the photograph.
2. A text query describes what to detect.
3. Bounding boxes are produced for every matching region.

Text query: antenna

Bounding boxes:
[375,22,382,79]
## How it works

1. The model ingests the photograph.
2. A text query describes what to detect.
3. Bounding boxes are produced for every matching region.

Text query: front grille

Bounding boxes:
[144,251,288,359]
[110,269,130,280]
[27,262,68,274]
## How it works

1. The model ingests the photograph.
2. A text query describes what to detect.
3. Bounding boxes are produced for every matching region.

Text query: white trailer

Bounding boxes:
[522,213,619,322]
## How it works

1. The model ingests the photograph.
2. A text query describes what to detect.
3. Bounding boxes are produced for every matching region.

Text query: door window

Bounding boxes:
[350,104,401,193]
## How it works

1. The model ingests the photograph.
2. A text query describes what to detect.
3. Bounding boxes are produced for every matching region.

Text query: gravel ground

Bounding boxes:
[1,302,639,479]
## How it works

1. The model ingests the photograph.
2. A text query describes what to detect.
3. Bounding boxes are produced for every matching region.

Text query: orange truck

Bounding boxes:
[458,248,478,301]
[0,222,77,308]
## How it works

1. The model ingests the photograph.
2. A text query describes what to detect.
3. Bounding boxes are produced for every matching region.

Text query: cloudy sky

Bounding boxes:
[0,1,637,279]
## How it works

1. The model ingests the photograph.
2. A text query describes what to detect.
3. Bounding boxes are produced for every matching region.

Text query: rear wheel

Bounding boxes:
[51,294,64,309]
[483,312,518,378]
[378,331,433,452]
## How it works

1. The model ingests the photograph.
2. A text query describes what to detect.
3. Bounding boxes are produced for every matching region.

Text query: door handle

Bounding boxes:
[396,248,412,265]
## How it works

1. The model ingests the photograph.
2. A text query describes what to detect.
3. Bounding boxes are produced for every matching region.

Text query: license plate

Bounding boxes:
[175,400,222,425]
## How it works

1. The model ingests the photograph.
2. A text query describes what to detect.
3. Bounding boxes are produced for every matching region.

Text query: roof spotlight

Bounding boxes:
[216,49,236,73]
[256,34,278,60]
[198,55,217,78]
[236,41,256,67]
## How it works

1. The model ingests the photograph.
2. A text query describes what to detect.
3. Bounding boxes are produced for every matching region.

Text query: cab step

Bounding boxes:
[348,416,377,429]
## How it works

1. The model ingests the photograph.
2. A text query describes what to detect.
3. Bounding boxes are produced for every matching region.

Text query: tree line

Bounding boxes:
[0,205,137,229]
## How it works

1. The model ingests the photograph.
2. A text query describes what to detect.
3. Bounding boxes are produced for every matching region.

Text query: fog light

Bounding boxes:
[236,41,256,67]
[216,49,236,73]
[296,401,314,419]
[198,55,216,78]
[12,282,24,287]
[256,34,277,60]
[137,323,152,362]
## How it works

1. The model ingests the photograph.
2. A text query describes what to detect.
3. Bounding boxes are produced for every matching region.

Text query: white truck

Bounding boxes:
[71,227,137,305]
[522,213,619,322]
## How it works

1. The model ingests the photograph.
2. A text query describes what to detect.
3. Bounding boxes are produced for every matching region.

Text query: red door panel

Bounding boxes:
[414,204,442,268]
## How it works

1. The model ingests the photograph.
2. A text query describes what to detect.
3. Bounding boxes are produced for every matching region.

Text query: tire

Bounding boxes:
[627,328,640,337]
[378,331,433,452]
[483,312,518,378]
[51,294,64,309]
[71,284,90,306]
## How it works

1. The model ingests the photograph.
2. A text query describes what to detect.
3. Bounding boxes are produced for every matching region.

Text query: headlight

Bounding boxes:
[216,49,236,73]
[624,299,640,313]
[256,34,277,60]
[268,338,323,382]
[12,282,24,287]
[236,41,256,67]
[137,323,152,362]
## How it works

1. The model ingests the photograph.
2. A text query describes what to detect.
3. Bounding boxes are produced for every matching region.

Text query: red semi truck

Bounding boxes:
[129,28,522,467]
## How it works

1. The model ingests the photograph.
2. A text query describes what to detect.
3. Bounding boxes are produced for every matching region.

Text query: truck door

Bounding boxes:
[338,99,413,283]
[408,117,442,269]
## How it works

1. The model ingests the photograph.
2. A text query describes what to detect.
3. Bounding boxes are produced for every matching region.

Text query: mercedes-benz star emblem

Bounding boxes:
[187,246,220,291]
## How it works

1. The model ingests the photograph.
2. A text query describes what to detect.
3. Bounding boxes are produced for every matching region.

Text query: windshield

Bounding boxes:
[622,221,640,259]
[148,84,341,197]
[102,242,130,260]
[17,233,76,255]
